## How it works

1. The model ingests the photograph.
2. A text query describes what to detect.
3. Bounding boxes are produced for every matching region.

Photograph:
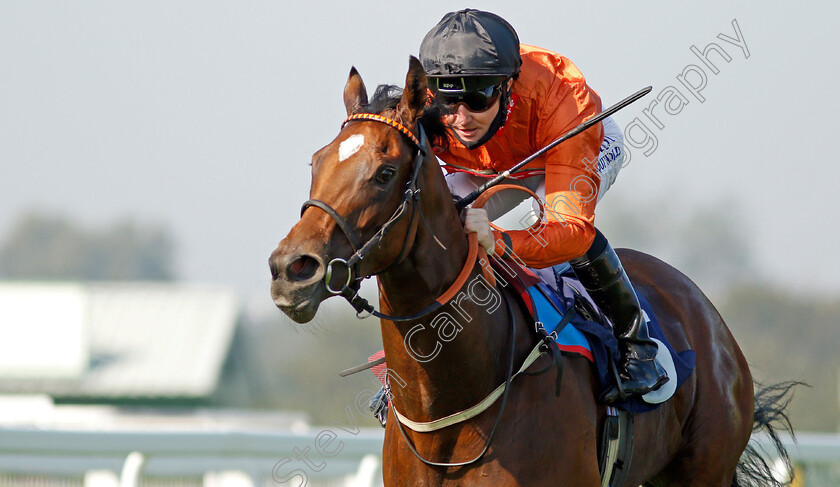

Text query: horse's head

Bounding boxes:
[270,57,434,323]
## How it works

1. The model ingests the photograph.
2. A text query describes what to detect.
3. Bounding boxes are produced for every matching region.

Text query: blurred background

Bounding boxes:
[1,1,838,486]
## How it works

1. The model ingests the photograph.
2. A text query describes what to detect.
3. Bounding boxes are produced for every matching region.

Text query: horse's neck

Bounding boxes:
[375,161,514,421]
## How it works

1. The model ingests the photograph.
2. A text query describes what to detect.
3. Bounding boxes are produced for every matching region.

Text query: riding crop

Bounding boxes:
[454,86,652,210]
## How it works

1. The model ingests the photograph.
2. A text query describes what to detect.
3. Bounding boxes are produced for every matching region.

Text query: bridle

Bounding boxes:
[301,112,452,321]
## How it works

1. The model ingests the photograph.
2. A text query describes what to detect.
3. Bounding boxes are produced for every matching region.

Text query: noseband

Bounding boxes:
[300,113,429,317]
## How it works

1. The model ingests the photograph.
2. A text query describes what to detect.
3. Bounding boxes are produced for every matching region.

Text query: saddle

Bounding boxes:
[489,256,595,360]
[490,257,691,487]
[488,256,696,414]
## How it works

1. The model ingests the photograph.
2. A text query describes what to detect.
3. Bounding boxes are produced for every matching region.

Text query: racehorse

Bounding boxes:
[269,57,792,486]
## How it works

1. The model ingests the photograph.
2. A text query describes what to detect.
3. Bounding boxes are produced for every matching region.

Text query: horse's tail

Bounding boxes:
[731,381,803,487]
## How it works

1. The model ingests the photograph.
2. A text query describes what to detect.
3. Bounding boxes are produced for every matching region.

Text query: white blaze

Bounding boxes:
[339,134,365,162]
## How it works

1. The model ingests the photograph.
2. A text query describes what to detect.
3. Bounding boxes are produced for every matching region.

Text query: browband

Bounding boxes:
[343,113,423,152]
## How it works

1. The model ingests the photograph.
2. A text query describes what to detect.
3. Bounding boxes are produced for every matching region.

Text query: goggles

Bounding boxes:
[430,76,507,112]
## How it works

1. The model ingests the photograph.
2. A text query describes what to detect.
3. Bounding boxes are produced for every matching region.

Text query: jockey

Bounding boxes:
[420,9,667,404]
[370,9,667,425]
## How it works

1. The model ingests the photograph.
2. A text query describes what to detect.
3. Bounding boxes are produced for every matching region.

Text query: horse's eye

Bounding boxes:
[375,166,397,184]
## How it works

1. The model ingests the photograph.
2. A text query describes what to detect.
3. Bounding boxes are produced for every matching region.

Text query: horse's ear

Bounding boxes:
[344,67,368,116]
[398,56,428,124]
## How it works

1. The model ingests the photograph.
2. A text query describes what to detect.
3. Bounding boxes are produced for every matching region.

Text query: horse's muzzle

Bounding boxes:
[269,247,327,323]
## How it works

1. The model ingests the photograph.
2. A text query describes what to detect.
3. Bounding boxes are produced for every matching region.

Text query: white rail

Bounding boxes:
[1,428,839,486]
[0,426,386,486]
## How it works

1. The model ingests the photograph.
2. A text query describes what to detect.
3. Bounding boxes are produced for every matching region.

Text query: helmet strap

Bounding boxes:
[454,81,511,150]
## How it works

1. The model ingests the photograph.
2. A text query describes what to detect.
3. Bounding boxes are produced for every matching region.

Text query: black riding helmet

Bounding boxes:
[419,9,522,149]
[420,9,521,78]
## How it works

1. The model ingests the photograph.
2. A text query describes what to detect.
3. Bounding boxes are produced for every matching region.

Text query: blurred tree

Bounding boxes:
[596,195,756,297]
[719,285,840,432]
[218,297,386,426]
[674,203,755,293]
[0,211,176,280]
[598,194,838,430]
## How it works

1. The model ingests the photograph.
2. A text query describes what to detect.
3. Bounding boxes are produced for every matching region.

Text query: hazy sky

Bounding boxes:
[1,1,838,301]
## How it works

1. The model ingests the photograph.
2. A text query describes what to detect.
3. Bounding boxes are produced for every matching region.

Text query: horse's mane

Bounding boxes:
[359,84,450,151]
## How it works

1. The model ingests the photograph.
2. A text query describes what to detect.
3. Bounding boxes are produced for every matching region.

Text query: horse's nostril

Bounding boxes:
[288,255,320,282]
[270,257,281,281]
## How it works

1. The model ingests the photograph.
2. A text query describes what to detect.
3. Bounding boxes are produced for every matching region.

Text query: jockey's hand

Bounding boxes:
[462,208,496,256]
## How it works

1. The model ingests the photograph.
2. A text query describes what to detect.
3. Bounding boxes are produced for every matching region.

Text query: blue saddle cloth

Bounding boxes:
[496,260,696,414]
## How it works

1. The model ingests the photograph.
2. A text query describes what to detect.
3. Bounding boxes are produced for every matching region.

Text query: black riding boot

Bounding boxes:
[570,229,668,404]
